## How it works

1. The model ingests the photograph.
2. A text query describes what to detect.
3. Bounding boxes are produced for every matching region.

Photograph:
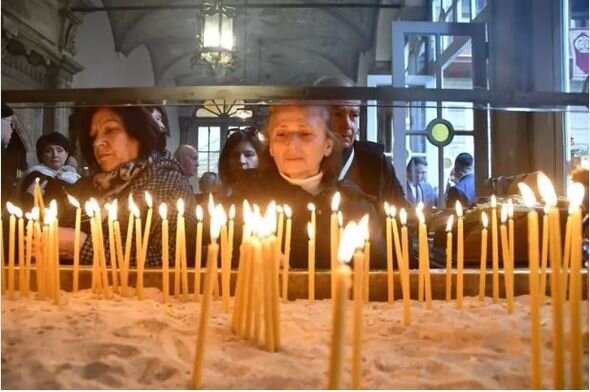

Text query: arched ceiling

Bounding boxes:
[99,0,412,85]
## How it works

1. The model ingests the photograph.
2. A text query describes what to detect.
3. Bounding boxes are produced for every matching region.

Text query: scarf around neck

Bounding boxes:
[93,153,159,199]
[279,170,324,196]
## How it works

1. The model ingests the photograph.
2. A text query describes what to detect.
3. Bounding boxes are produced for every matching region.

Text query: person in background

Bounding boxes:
[197,171,219,203]
[146,105,170,137]
[218,127,262,197]
[313,75,407,210]
[57,105,196,267]
[446,152,475,208]
[19,132,81,209]
[174,144,199,178]
[1,104,27,208]
[405,156,436,208]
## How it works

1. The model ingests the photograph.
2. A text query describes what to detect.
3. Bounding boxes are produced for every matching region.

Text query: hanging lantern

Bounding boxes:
[192,0,236,73]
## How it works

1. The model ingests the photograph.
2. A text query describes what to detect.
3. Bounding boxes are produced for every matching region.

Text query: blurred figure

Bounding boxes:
[1,104,27,208]
[446,152,475,208]
[20,132,81,209]
[405,156,436,208]
[174,144,199,178]
[313,75,406,208]
[197,171,219,202]
[146,105,170,137]
[218,127,262,197]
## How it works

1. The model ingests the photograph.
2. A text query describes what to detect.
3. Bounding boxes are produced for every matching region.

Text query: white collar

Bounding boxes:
[279,171,324,196]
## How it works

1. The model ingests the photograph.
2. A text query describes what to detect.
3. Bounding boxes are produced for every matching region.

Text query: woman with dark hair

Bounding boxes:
[228,104,384,269]
[58,106,196,267]
[218,127,262,197]
[20,132,80,209]
[145,105,171,137]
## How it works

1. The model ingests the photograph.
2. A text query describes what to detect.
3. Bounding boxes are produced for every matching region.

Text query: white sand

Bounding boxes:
[2,290,588,389]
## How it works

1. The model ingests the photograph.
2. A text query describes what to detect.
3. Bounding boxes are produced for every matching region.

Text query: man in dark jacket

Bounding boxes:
[446,152,476,208]
[313,76,407,210]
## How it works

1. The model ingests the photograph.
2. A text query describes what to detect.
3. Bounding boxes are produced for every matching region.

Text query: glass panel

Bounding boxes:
[441,101,474,131]
[404,34,437,80]
[441,37,473,89]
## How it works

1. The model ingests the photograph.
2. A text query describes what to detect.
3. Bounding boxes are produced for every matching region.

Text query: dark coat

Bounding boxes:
[342,141,408,210]
[226,165,386,270]
[405,181,437,209]
[61,152,197,268]
[446,172,476,208]
[19,167,79,211]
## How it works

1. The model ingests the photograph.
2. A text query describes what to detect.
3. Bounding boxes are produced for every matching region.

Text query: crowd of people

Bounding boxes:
[3,78,564,270]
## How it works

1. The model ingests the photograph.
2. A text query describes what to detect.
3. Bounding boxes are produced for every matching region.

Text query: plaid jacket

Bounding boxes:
[64,153,197,267]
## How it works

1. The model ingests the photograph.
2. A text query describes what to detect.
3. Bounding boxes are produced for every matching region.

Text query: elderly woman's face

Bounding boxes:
[90,108,140,172]
[41,144,68,170]
[268,106,333,179]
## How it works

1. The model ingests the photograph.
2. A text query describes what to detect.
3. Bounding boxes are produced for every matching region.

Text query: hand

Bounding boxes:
[58,227,88,258]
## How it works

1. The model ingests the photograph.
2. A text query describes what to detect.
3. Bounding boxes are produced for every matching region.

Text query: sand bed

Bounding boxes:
[2,290,588,389]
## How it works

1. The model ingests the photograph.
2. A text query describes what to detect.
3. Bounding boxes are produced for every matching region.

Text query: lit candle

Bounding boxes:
[391,206,404,303]
[338,211,344,245]
[34,178,45,220]
[140,192,153,280]
[160,203,169,303]
[282,205,292,302]
[478,212,488,301]
[177,198,189,301]
[518,182,541,389]
[228,204,235,268]
[194,205,203,301]
[85,201,99,294]
[566,182,584,389]
[539,205,549,297]
[537,173,564,389]
[328,222,354,390]
[121,194,136,296]
[276,205,284,256]
[221,204,231,311]
[307,202,316,238]
[261,204,275,352]
[500,204,512,313]
[23,210,33,297]
[107,201,120,293]
[1,216,5,295]
[445,215,454,302]
[352,224,365,390]
[307,222,315,303]
[507,201,515,312]
[130,199,142,299]
[191,209,221,389]
[17,206,24,298]
[50,201,60,304]
[400,209,410,326]
[67,195,82,293]
[359,215,370,304]
[384,202,394,304]
[6,202,18,300]
[490,195,500,303]
[455,201,464,310]
[92,199,110,299]
[330,192,341,301]
[417,208,432,310]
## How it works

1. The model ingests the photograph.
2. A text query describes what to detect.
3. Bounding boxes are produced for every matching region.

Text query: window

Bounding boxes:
[197,126,221,178]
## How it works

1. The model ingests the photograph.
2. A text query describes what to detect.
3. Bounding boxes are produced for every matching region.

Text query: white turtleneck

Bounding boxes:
[279,171,324,196]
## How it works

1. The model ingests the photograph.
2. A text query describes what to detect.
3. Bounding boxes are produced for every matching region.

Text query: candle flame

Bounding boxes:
[307,202,316,212]
[130,201,140,219]
[216,205,228,227]
[537,172,557,206]
[159,203,168,220]
[49,199,58,215]
[264,202,276,234]
[446,215,454,232]
[176,198,185,216]
[6,202,17,215]
[543,204,550,214]
[568,183,585,213]
[390,205,397,218]
[284,205,292,219]
[491,195,497,208]
[107,201,118,221]
[337,211,343,227]
[31,207,39,221]
[384,201,390,216]
[229,204,236,220]
[84,201,94,217]
[331,192,341,212]
[25,211,33,221]
[500,203,508,223]
[359,214,369,243]
[518,182,537,208]
[417,201,424,211]
[67,194,80,208]
[455,200,463,217]
[210,208,222,242]
[243,200,251,218]
[416,208,425,224]
[507,199,514,218]
[275,205,283,214]
[145,191,153,208]
[196,205,203,221]
[399,208,407,225]
[337,221,357,263]
[128,193,135,210]
[482,211,488,228]
[43,209,55,225]
[307,222,314,240]
[208,193,215,216]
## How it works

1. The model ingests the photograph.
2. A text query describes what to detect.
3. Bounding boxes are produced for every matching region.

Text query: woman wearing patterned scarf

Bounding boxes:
[58,106,196,268]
